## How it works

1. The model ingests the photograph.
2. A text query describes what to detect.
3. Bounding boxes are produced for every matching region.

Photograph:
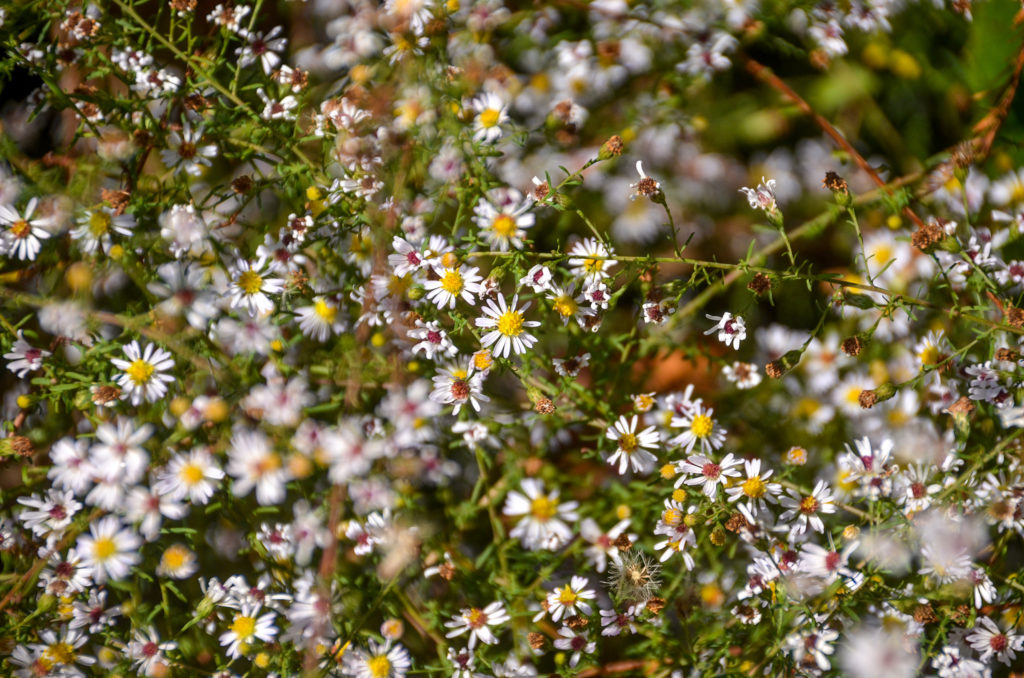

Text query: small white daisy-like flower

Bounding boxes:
[295,296,344,342]
[704,312,747,349]
[127,626,177,677]
[567,237,615,284]
[553,352,590,377]
[154,447,224,504]
[542,575,596,622]
[739,176,778,213]
[236,25,287,74]
[76,515,142,583]
[471,91,509,144]
[160,122,218,177]
[71,206,134,254]
[584,280,611,310]
[605,414,660,475]
[423,264,483,309]
[111,340,175,406]
[519,263,553,292]
[444,601,510,649]
[0,197,51,261]
[473,189,535,251]
[553,626,596,667]
[677,452,742,497]
[966,616,1024,666]
[475,293,540,359]
[345,639,413,678]
[779,480,838,535]
[226,428,291,506]
[670,403,727,454]
[503,478,578,551]
[429,364,489,414]
[219,604,278,659]
[629,160,661,201]
[724,458,781,521]
[722,361,762,389]
[546,283,595,328]
[4,330,50,378]
[229,257,284,317]
[409,319,457,360]
[389,236,427,277]
[157,543,198,579]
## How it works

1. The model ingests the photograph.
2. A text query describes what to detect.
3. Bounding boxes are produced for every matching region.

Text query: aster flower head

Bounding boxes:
[503,478,578,551]
[475,293,541,359]
[739,176,778,214]
[110,340,175,406]
[605,414,660,474]
[444,601,510,648]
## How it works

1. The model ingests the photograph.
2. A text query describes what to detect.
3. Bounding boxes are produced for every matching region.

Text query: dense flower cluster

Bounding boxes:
[0,0,1022,677]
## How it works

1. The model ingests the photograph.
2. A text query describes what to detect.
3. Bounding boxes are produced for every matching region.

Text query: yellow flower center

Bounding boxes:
[10,219,30,238]
[799,496,820,514]
[230,615,257,641]
[126,359,155,385]
[162,544,190,571]
[491,214,516,238]
[180,462,204,485]
[44,642,75,665]
[496,310,524,337]
[237,269,264,295]
[583,257,604,273]
[440,270,463,294]
[479,108,501,128]
[918,345,939,366]
[662,507,682,526]
[552,294,577,318]
[466,607,488,628]
[93,536,117,561]
[89,211,111,236]
[660,463,676,479]
[314,299,337,322]
[367,655,392,678]
[617,432,638,453]
[742,476,766,498]
[530,496,556,521]
[556,585,578,606]
[690,414,713,438]
[473,350,493,371]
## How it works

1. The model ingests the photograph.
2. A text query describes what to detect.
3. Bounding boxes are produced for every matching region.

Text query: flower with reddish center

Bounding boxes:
[678,453,741,497]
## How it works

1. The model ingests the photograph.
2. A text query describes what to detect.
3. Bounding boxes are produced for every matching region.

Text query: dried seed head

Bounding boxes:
[747,272,771,295]
[945,396,975,416]
[101,189,131,216]
[527,632,546,650]
[724,512,749,533]
[645,597,665,615]
[565,615,589,630]
[613,533,633,552]
[534,397,555,415]
[822,171,848,193]
[232,175,254,194]
[606,549,661,604]
[913,604,937,625]
[911,222,944,253]
[995,348,1020,362]
[438,562,455,581]
[858,389,878,409]
[1005,306,1024,328]
[765,360,784,379]
[600,134,624,159]
[841,336,862,356]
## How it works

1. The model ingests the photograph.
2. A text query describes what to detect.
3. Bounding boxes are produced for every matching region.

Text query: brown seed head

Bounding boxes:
[101,189,131,216]
[913,604,937,625]
[747,272,771,295]
[841,336,862,356]
[945,396,975,416]
[565,615,589,630]
[534,397,555,415]
[911,222,944,253]
[613,533,633,552]
[858,389,878,409]
[645,597,665,615]
[527,632,546,650]
[765,360,784,379]
[232,176,254,194]
[600,135,624,158]
[1005,306,1024,328]
[822,171,848,193]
